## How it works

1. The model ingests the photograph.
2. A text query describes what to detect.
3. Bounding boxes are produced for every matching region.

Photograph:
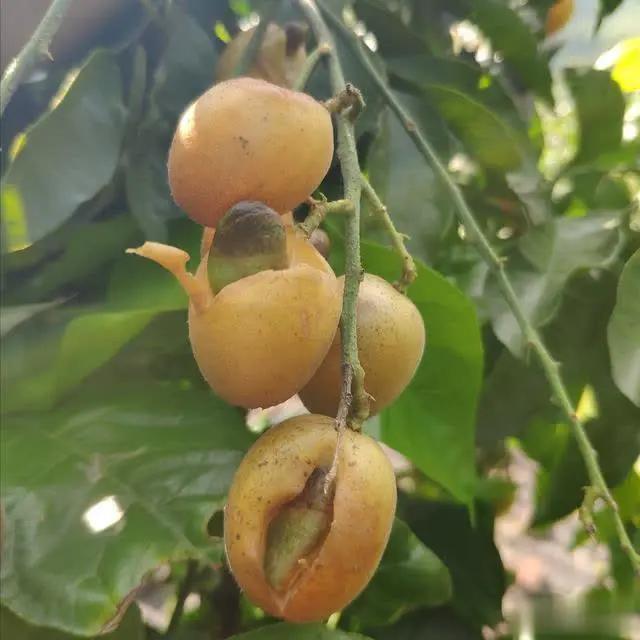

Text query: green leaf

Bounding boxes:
[1,224,200,413]
[0,605,144,640]
[364,607,480,640]
[426,84,524,171]
[360,242,482,503]
[3,216,138,305]
[471,0,553,101]
[344,519,451,629]
[0,383,250,636]
[568,70,625,166]
[365,94,454,264]
[607,249,640,406]
[354,0,429,56]
[0,300,64,338]
[484,212,624,355]
[0,51,126,249]
[521,273,640,524]
[401,499,506,628]
[229,624,371,639]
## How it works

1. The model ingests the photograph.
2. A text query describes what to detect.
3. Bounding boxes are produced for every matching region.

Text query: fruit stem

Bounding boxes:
[233,0,282,78]
[318,3,640,573]
[297,198,353,237]
[296,0,369,430]
[293,43,331,91]
[0,0,74,116]
[361,174,417,293]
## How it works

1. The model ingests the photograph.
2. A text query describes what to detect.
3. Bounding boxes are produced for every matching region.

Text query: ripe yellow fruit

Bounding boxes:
[128,224,341,409]
[216,23,308,88]
[167,77,334,228]
[300,274,425,416]
[224,414,397,622]
[546,0,574,35]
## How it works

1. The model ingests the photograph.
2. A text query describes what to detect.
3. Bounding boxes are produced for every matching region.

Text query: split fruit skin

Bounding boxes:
[224,414,397,622]
[190,226,342,409]
[300,274,426,416]
[167,77,334,228]
[216,23,308,88]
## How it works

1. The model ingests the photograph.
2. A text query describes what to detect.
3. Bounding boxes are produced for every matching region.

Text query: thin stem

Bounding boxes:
[361,175,417,292]
[294,43,331,91]
[0,0,74,116]
[296,0,369,428]
[320,4,640,573]
[298,198,353,237]
[233,0,282,77]
[166,560,198,635]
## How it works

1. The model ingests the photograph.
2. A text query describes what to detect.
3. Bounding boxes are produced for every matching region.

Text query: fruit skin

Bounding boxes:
[191,226,340,408]
[168,77,334,228]
[128,226,341,409]
[546,0,573,35]
[224,414,397,622]
[300,274,425,416]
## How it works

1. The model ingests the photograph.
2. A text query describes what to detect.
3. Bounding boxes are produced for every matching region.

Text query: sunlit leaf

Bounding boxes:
[483,212,624,355]
[608,249,640,406]
[0,51,126,249]
[568,69,625,166]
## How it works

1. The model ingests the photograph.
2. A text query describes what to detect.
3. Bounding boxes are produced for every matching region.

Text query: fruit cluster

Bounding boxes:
[128,74,425,622]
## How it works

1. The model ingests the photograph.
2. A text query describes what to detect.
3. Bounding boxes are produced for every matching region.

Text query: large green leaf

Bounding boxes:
[0,383,250,636]
[354,0,429,56]
[344,519,452,630]
[484,212,624,355]
[230,624,371,639]
[3,216,138,305]
[1,224,200,414]
[607,250,640,406]
[365,607,479,640]
[360,242,482,503]
[0,605,144,640]
[126,6,217,240]
[521,274,640,523]
[401,499,505,628]
[568,69,625,166]
[365,94,454,264]
[471,0,553,101]
[0,51,126,250]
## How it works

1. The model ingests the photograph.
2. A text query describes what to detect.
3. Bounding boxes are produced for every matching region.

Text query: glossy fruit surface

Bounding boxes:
[167,77,333,227]
[224,414,397,622]
[128,225,341,409]
[300,274,425,416]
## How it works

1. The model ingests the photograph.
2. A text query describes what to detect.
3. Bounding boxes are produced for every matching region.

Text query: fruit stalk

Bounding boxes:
[361,174,417,292]
[296,0,369,428]
[0,0,74,116]
[319,3,640,573]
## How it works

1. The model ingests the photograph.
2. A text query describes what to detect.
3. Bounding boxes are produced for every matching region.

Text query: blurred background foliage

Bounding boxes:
[0,0,639,638]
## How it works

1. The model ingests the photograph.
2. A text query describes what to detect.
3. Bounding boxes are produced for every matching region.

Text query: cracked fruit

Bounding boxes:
[224,414,397,622]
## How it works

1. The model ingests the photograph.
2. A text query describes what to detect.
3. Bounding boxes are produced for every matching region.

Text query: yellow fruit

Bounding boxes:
[216,23,308,88]
[128,224,341,409]
[224,414,397,622]
[546,0,574,35]
[167,77,334,228]
[300,274,425,416]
